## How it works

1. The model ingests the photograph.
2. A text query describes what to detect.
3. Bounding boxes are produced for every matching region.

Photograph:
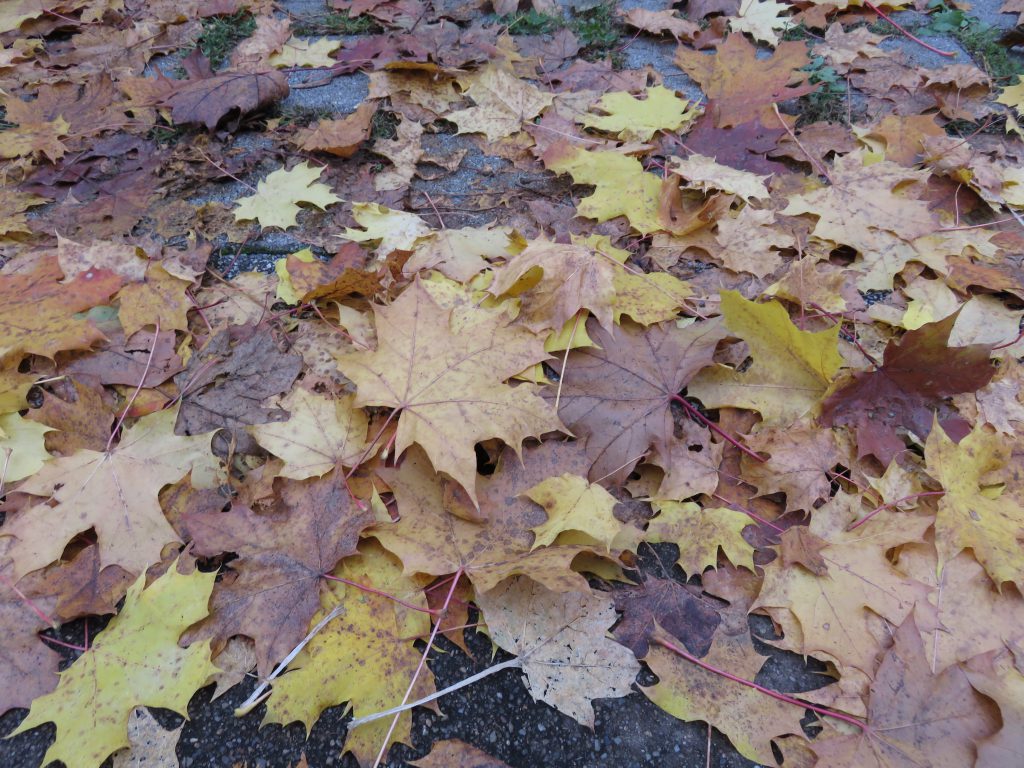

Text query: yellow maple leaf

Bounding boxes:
[233,161,341,230]
[11,562,218,768]
[996,76,1024,115]
[688,290,842,425]
[336,280,562,503]
[545,145,664,234]
[645,501,755,574]
[526,473,623,551]
[926,421,1024,591]
[262,542,433,764]
[670,153,771,201]
[250,388,368,479]
[0,411,52,482]
[582,85,700,142]
[269,36,340,68]
[342,202,431,255]
[729,0,791,46]
[2,407,220,578]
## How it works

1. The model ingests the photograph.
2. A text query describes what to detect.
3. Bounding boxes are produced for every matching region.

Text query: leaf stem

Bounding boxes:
[106,320,160,452]
[711,493,785,534]
[846,491,945,531]
[654,633,868,732]
[322,574,439,615]
[863,1,956,57]
[671,395,765,463]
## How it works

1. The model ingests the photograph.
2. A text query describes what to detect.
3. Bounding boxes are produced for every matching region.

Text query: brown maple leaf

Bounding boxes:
[161,60,289,130]
[812,617,999,768]
[612,576,721,657]
[675,33,816,127]
[548,317,726,485]
[821,311,995,466]
[183,469,374,676]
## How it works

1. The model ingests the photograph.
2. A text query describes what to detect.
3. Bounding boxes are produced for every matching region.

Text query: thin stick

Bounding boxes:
[371,569,464,768]
[0,572,57,628]
[40,635,89,653]
[655,634,868,732]
[106,320,160,452]
[864,0,956,57]
[554,312,583,414]
[235,604,346,716]
[846,491,945,531]
[671,395,766,463]
[349,658,524,728]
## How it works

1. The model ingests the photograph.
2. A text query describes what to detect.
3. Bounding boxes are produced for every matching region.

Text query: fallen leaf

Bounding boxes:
[645,501,755,575]
[525,473,623,551]
[163,69,289,130]
[612,576,721,657]
[233,162,341,231]
[11,563,218,768]
[582,86,700,142]
[475,577,640,728]
[294,102,376,157]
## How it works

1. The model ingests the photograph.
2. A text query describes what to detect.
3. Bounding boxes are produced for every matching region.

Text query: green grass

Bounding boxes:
[796,55,848,125]
[371,109,400,141]
[499,3,624,64]
[292,12,381,36]
[193,11,256,69]
[916,3,1022,82]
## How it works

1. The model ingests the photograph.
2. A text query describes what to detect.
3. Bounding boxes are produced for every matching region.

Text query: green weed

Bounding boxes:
[371,109,400,141]
[193,12,256,69]
[571,3,624,60]
[498,9,563,35]
[292,12,381,36]
[797,55,848,125]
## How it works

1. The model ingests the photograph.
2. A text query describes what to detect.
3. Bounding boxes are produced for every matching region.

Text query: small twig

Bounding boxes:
[554,312,584,414]
[711,493,785,534]
[773,104,833,184]
[235,604,346,716]
[350,657,523,728]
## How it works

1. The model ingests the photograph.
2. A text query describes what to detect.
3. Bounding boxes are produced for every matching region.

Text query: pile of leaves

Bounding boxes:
[2,0,1024,765]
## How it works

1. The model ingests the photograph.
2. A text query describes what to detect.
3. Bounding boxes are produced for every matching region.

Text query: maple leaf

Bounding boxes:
[964,646,1024,768]
[475,577,640,728]
[780,151,937,289]
[669,153,771,201]
[488,239,616,332]
[645,501,755,575]
[741,421,840,512]
[163,68,289,130]
[403,225,515,283]
[448,63,553,141]
[250,389,368,480]
[543,144,665,234]
[675,34,816,127]
[714,206,793,277]
[11,562,218,768]
[729,0,790,46]
[269,36,341,68]
[294,102,376,157]
[642,632,807,764]
[0,255,121,359]
[925,421,1024,590]
[0,558,60,715]
[752,493,931,674]
[688,290,842,425]
[0,412,52,482]
[410,740,512,768]
[612,576,721,657]
[582,86,700,142]
[2,407,219,579]
[116,262,192,336]
[821,311,995,466]
[525,473,624,552]
[622,9,699,40]
[337,280,561,503]
[821,23,887,73]
[174,326,303,456]
[343,202,431,255]
[233,161,341,231]
[262,541,434,764]
[110,708,183,768]
[373,445,596,593]
[184,471,374,676]
[812,617,999,768]
[548,316,725,485]
[275,246,382,305]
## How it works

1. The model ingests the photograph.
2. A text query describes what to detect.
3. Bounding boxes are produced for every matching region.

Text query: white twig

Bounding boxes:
[348,657,523,728]
[234,604,346,717]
